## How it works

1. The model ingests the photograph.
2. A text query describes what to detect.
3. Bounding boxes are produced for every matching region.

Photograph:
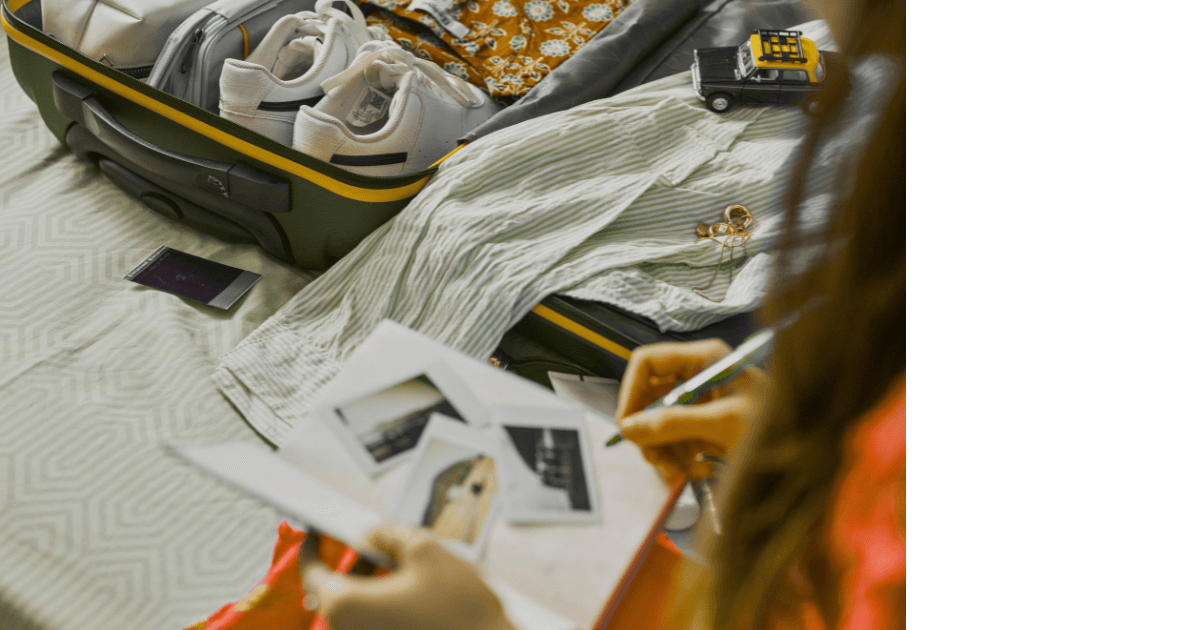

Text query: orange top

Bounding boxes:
[772,376,907,630]
[608,377,907,630]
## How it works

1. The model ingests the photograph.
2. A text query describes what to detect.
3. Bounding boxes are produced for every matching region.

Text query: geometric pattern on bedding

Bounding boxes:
[0,32,315,630]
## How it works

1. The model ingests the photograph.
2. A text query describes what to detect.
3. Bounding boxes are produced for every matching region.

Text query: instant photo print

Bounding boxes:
[494,406,601,525]
[321,361,488,476]
[390,415,502,562]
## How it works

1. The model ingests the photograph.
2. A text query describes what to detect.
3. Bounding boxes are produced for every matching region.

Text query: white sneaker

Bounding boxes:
[218,0,387,145]
[292,41,502,177]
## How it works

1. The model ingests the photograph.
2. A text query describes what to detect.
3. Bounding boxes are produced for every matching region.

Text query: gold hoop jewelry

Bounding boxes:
[693,204,756,302]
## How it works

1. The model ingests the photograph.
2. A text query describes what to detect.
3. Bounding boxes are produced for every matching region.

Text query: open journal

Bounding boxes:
[175,320,680,630]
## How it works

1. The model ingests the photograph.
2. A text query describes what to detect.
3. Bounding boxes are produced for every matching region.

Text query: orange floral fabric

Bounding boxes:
[360,0,635,101]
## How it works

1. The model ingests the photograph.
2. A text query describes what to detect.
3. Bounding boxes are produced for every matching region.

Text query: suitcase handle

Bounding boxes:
[50,72,290,214]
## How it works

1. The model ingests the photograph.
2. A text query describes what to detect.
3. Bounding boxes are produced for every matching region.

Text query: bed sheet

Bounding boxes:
[0,32,316,630]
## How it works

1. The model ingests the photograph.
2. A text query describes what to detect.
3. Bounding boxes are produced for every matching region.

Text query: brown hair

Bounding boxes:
[679,1,906,628]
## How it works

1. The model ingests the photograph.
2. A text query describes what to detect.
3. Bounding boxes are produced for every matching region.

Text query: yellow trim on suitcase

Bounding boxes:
[529,304,633,361]
[1,10,450,203]
[8,0,31,11]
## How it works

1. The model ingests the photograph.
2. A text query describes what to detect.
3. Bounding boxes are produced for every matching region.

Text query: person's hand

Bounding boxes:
[615,339,770,479]
[303,524,515,630]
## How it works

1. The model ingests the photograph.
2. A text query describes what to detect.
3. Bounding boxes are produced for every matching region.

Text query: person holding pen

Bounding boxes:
[304,0,904,626]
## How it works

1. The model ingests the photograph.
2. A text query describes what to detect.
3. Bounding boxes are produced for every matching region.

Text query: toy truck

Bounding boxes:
[691,29,835,113]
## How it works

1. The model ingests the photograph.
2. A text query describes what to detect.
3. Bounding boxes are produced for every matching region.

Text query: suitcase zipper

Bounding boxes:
[119,65,155,80]
[178,23,209,74]
[183,12,232,108]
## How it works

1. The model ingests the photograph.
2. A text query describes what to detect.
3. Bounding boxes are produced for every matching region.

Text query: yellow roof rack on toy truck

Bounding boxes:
[750,30,820,74]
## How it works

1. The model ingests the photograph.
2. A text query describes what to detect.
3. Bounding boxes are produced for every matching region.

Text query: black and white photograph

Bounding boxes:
[495,406,601,524]
[322,362,487,476]
[390,415,502,562]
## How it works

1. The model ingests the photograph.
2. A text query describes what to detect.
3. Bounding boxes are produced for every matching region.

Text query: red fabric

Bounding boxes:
[189,525,685,630]
[183,522,363,630]
[188,524,682,630]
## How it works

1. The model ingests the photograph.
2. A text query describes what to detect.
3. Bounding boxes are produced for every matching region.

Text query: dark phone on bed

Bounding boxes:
[125,246,261,310]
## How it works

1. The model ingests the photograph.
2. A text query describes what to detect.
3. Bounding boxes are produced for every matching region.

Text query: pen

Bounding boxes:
[605,311,800,535]
[605,322,784,447]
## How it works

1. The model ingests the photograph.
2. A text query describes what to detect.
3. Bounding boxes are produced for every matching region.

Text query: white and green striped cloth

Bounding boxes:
[214,53,900,445]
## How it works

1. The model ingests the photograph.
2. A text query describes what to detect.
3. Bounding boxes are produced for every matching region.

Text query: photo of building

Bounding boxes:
[335,375,465,464]
[503,426,591,512]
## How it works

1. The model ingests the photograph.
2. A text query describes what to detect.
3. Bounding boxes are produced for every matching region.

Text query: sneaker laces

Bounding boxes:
[289,0,388,47]
[272,36,320,77]
[321,41,485,108]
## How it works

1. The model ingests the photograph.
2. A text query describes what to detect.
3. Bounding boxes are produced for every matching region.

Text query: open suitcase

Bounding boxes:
[3,0,808,386]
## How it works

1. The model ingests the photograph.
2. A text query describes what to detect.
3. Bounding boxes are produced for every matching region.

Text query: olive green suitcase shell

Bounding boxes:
[498,295,755,388]
[5,0,774,385]
[4,0,446,270]
[1,0,708,271]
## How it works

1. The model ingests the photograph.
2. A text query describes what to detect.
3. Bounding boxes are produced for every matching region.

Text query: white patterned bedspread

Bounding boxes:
[0,32,315,630]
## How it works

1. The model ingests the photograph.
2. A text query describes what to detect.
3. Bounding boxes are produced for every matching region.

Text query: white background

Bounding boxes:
[916,1,1200,626]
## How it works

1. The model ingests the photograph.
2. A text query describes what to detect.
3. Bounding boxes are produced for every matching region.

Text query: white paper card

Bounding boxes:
[547,372,620,419]
[319,360,489,477]
[171,442,391,566]
[488,577,578,630]
[494,405,601,524]
[280,320,673,627]
[389,415,503,562]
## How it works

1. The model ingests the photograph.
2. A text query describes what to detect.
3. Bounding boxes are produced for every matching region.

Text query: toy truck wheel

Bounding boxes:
[706,92,733,113]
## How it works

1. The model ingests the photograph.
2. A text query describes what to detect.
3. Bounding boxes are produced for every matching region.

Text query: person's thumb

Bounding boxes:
[364,523,422,563]
[303,562,367,626]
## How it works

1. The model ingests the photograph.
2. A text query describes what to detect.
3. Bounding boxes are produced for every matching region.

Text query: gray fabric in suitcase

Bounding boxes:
[148,0,317,114]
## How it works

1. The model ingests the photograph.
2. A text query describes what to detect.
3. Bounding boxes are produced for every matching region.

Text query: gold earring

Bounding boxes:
[692,204,756,302]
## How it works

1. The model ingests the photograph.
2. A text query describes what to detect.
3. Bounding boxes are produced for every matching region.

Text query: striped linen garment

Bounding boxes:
[213,54,901,445]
